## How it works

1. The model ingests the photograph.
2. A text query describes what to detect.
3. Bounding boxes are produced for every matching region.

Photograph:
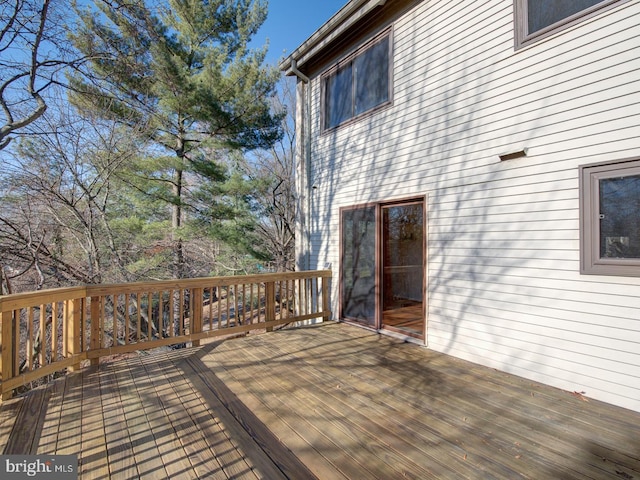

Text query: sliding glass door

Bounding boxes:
[340,199,425,339]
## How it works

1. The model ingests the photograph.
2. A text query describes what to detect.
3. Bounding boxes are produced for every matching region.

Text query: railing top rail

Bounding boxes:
[0,286,89,312]
[0,270,332,312]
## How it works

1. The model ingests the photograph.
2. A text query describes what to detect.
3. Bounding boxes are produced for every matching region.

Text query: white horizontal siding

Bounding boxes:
[428,295,640,343]
[427,327,640,407]
[302,0,640,412]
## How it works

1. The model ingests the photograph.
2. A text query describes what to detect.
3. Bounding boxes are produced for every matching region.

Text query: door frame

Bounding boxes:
[339,195,427,342]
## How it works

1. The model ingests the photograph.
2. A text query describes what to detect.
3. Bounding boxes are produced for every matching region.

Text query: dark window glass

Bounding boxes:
[324,34,390,130]
[354,37,389,115]
[599,175,640,259]
[325,65,353,129]
[528,0,604,33]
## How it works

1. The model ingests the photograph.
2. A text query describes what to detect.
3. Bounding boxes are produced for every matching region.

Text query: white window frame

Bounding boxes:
[580,157,640,276]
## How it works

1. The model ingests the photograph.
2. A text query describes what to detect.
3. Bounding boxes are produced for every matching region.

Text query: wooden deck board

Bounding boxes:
[112,359,168,478]
[305,331,586,478]
[78,368,109,479]
[142,354,230,480]
[215,334,457,479]
[2,384,49,454]
[99,362,139,479]
[124,357,194,480]
[0,397,22,453]
[186,352,319,479]
[177,362,269,479]
[256,331,517,479]
[36,373,65,455]
[197,346,378,479]
[53,372,85,458]
[0,322,639,479]
[372,338,640,479]
[249,327,530,479]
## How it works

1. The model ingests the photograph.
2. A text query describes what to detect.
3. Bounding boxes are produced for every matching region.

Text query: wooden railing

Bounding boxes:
[0,270,331,400]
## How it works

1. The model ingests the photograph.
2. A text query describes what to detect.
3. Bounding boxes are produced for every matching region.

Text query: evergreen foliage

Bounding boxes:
[69,0,283,278]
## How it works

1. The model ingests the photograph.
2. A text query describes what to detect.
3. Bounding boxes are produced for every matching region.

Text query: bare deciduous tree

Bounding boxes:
[243,78,297,272]
[0,0,79,150]
[0,103,140,290]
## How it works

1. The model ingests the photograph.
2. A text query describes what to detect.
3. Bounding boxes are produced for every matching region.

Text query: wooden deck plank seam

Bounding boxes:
[226,331,514,480]
[248,325,637,480]
[208,344,445,480]
[184,350,317,479]
[189,352,356,479]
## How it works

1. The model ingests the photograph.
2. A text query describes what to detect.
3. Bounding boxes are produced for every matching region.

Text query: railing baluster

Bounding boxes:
[179,290,184,336]
[266,281,275,332]
[250,283,255,324]
[39,304,45,369]
[236,284,241,326]
[90,296,100,366]
[192,288,203,347]
[124,294,130,345]
[138,293,143,341]
[207,287,212,332]
[158,291,164,338]
[14,310,19,376]
[1,310,15,400]
[0,271,331,400]
[26,306,33,372]
[225,285,231,327]
[216,287,221,329]
[52,302,58,362]
[147,292,152,339]
[169,290,175,338]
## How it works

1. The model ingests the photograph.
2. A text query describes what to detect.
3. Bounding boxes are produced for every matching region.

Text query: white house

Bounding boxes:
[279,0,640,412]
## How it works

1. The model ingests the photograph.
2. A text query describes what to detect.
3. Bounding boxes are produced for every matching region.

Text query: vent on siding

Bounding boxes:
[499,148,528,161]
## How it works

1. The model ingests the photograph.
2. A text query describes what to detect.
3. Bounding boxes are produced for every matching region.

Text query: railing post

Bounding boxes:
[64,298,82,372]
[266,282,275,332]
[90,297,101,366]
[1,310,15,400]
[191,288,203,347]
[322,275,330,322]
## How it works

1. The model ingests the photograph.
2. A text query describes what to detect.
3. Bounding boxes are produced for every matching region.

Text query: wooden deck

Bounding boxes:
[1,322,639,479]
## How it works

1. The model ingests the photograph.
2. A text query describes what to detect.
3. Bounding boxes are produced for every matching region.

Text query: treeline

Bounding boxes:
[0,0,295,293]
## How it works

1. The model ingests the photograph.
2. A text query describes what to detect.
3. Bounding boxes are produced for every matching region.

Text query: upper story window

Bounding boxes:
[580,158,640,276]
[515,0,624,49]
[323,31,391,131]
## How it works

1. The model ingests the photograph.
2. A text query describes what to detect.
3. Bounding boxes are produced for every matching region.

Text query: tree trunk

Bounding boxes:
[172,166,184,279]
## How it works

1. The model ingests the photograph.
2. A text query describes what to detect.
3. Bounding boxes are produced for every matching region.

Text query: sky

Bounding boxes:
[253,0,348,65]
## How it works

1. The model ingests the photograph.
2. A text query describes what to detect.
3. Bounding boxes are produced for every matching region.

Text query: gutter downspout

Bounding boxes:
[286,60,312,271]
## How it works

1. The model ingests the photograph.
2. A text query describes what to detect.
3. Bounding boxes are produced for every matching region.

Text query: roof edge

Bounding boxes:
[279,0,386,74]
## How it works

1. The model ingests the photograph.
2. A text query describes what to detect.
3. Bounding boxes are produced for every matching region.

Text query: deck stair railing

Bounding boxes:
[0,270,331,400]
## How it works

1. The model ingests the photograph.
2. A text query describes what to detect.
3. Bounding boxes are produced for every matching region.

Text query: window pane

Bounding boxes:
[354,37,389,115]
[599,175,640,259]
[325,65,353,129]
[528,0,604,33]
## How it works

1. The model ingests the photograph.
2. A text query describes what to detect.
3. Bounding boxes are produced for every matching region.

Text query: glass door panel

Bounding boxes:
[341,206,376,326]
[382,202,424,337]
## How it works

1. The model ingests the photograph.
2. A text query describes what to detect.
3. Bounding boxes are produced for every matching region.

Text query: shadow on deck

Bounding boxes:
[1,322,639,479]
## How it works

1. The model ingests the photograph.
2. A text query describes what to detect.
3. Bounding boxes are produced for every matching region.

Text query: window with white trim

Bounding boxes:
[580,158,640,276]
[322,32,391,130]
[515,0,624,49]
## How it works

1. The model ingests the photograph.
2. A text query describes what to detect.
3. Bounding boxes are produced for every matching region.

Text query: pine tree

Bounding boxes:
[69,0,282,278]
